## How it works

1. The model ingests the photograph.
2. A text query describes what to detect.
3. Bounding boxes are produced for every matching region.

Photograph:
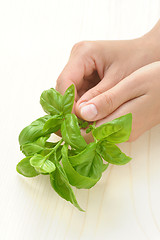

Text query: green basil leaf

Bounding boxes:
[55,145,62,161]
[102,163,109,172]
[43,115,63,131]
[30,154,56,173]
[50,160,84,211]
[62,144,100,189]
[16,157,39,177]
[40,88,63,115]
[19,115,54,146]
[21,136,49,156]
[97,141,132,165]
[93,113,132,143]
[69,142,103,179]
[61,114,87,150]
[45,142,57,148]
[62,84,75,115]
[35,160,56,173]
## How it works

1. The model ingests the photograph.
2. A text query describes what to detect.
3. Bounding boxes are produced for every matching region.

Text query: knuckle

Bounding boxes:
[106,64,125,84]
[103,91,114,113]
[90,88,103,98]
[71,41,93,56]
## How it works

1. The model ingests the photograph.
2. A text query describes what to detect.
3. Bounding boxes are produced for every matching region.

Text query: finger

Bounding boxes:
[56,42,97,100]
[76,63,122,106]
[56,59,84,100]
[77,70,148,121]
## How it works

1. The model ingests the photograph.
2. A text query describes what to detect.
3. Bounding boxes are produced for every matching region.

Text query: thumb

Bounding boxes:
[77,74,146,121]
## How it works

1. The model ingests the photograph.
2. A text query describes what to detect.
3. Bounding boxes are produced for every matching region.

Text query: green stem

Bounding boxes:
[45,139,63,159]
[91,121,97,142]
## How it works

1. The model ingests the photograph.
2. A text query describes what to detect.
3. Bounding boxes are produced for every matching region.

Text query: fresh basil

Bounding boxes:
[40,88,63,115]
[62,144,101,189]
[50,159,84,211]
[62,84,75,115]
[97,140,131,165]
[17,84,132,211]
[21,136,49,156]
[30,154,56,174]
[61,114,87,151]
[43,115,63,132]
[93,113,132,143]
[16,157,40,177]
[19,115,54,146]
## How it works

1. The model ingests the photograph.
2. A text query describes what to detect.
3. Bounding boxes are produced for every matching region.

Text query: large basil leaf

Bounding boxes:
[61,114,87,151]
[50,160,84,211]
[69,142,103,179]
[30,154,56,173]
[16,157,39,177]
[40,88,63,115]
[19,115,55,146]
[62,84,75,115]
[97,140,132,165]
[21,136,49,156]
[62,144,101,189]
[93,113,132,143]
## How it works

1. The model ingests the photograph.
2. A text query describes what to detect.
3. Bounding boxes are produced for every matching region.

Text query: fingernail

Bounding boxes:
[79,101,87,108]
[80,104,98,120]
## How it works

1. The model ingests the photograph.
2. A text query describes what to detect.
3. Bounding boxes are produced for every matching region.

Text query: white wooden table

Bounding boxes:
[0,0,160,239]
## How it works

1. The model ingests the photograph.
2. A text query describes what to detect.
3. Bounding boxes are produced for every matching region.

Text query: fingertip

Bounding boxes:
[75,101,87,119]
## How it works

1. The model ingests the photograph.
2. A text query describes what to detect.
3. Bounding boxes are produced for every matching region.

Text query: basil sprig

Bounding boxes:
[17,84,132,211]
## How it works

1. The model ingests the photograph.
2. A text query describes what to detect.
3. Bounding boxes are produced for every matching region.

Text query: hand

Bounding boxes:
[92,61,160,141]
[56,21,160,142]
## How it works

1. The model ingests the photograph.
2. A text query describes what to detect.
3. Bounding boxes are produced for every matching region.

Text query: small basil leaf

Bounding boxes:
[16,157,39,177]
[93,113,132,143]
[62,144,100,189]
[86,126,92,134]
[30,154,56,173]
[61,114,87,150]
[62,84,75,115]
[40,160,56,173]
[40,88,63,115]
[50,160,84,211]
[43,115,63,131]
[21,136,49,156]
[97,141,132,165]
[19,115,54,146]
[78,118,89,129]
[86,121,96,133]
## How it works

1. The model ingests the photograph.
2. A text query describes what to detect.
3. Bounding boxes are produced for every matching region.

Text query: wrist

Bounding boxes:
[140,20,160,62]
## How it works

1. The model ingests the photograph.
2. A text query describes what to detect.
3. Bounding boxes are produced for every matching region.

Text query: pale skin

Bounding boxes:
[56,20,160,142]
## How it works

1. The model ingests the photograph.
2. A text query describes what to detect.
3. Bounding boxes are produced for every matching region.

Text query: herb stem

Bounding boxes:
[46,139,63,158]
